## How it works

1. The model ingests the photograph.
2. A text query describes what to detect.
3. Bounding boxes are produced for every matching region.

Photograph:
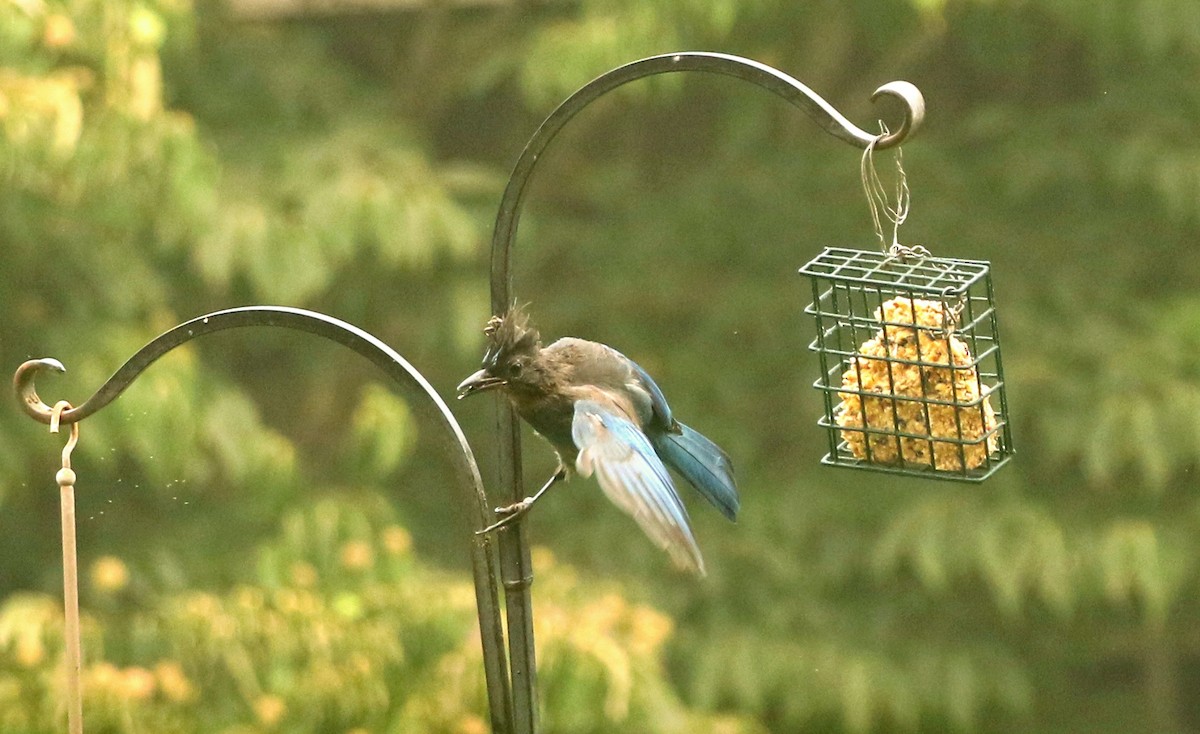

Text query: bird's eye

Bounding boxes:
[509,361,523,377]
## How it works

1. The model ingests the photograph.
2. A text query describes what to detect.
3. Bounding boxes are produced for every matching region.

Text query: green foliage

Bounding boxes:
[346,384,417,480]
[873,498,1073,617]
[194,121,492,303]
[1012,295,1200,491]
[512,0,754,108]
[0,497,759,733]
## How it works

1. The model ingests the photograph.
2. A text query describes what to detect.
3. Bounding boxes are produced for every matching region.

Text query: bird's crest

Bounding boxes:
[482,305,541,369]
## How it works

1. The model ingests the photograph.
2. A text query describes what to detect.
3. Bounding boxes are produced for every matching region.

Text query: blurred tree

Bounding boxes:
[1,0,1198,732]
[0,496,760,732]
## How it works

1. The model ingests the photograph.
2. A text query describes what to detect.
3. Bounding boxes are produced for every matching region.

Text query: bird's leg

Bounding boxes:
[475,466,567,535]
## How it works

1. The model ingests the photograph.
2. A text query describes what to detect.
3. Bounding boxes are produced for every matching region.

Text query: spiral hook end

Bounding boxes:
[14,358,69,425]
[30,357,66,374]
[870,81,925,149]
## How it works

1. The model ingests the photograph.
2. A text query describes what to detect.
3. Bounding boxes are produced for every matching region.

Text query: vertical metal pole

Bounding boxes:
[52,411,84,734]
[60,475,83,734]
[494,404,538,734]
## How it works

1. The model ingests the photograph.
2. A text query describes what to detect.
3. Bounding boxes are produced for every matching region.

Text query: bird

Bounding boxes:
[456,306,738,576]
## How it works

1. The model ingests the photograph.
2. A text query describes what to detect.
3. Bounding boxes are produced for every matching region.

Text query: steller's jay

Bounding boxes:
[456,306,738,576]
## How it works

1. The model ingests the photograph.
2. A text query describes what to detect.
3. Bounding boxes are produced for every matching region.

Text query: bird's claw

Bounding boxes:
[473,469,565,536]
[496,498,533,515]
[475,497,534,535]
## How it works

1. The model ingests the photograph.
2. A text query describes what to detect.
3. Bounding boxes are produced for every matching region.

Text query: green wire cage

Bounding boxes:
[799,246,1013,482]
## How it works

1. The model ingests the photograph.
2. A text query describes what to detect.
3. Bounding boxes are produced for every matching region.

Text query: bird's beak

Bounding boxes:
[456,369,506,400]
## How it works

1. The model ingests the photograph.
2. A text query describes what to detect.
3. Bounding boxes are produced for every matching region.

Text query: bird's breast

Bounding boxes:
[511,392,579,460]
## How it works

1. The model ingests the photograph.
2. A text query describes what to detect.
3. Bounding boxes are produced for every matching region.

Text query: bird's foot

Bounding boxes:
[473,468,566,536]
[475,497,534,535]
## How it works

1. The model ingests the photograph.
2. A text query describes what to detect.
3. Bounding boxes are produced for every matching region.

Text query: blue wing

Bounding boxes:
[622,353,674,430]
[571,399,705,575]
[614,350,739,521]
[650,423,739,521]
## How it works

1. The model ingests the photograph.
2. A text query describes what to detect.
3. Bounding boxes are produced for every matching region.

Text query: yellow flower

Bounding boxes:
[86,662,121,691]
[711,716,753,734]
[530,545,556,572]
[129,6,167,48]
[42,14,76,49]
[121,667,157,701]
[90,556,130,593]
[340,540,374,571]
[381,525,412,556]
[254,694,287,727]
[210,613,236,641]
[14,636,44,668]
[349,653,372,676]
[235,587,265,612]
[627,605,673,656]
[155,661,195,703]
[290,561,318,588]
[533,603,569,640]
[456,715,489,734]
[446,581,478,610]
[184,592,219,617]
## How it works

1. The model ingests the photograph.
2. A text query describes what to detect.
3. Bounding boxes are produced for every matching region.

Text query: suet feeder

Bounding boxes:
[799,246,1013,481]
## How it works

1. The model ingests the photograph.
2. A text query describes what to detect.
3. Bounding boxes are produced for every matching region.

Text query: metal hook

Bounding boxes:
[15,358,76,426]
[870,81,925,149]
[939,286,966,337]
[50,399,80,473]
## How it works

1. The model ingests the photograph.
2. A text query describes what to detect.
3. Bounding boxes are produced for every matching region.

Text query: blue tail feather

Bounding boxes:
[652,423,739,521]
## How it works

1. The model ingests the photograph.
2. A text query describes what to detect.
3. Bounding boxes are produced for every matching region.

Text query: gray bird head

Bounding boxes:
[456,306,542,399]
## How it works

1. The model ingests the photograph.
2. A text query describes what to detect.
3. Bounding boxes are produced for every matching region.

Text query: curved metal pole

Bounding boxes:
[490,51,925,309]
[14,306,514,734]
[484,52,926,734]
